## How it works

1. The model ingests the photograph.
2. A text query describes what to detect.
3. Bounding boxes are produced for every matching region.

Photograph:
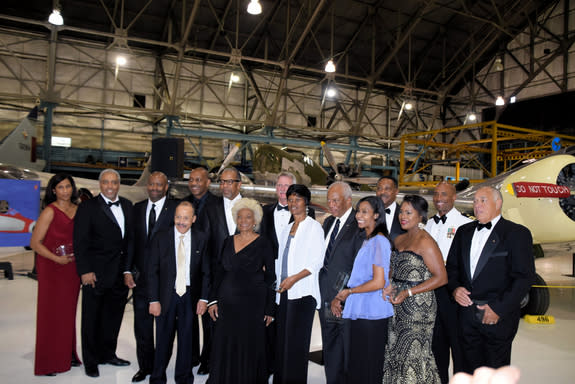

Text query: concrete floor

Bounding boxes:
[1,243,574,383]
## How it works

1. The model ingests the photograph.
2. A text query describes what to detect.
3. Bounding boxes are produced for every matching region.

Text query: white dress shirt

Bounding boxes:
[385,201,397,233]
[146,195,166,235]
[325,206,353,242]
[174,227,192,287]
[101,193,125,238]
[223,194,242,235]
[425,207,472,262]
[470,215,501,278]
[274,203,291,241]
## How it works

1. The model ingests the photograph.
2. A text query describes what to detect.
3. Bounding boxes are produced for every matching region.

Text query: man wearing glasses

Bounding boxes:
[198,167,242,375]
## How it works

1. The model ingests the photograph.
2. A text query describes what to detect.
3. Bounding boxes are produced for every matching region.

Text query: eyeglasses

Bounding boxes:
[219,179,240,185]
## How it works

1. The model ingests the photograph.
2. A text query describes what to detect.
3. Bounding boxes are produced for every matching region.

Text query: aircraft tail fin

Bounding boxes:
[133,157,152,187]
[0,107,45,171]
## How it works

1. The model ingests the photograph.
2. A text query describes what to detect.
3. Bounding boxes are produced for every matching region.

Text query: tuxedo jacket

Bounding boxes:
[147,227,210,311]
[319,211,365,303]
[260,202,282,258]
[126,198,179,286]
[201,193,230,266]
[446,217,535,318]
[74,194,133,291]
[388,202,406,243]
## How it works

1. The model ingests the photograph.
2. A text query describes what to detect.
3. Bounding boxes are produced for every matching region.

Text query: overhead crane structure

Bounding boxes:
[399,121,575,186]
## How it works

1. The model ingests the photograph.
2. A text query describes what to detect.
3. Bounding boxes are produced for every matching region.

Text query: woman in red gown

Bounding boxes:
[31,174,81,376]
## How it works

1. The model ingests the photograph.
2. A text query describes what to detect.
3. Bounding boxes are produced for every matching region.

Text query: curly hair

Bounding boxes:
[231,198,263,232]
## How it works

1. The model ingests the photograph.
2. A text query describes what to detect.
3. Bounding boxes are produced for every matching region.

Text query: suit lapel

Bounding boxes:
[462,225,475,282]
[151,200,169,239]
[473,224,501,280]
[331,211,355,249]
[98,195,121,230]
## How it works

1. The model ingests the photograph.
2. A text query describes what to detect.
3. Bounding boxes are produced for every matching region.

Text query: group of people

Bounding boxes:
[31,167,535,384]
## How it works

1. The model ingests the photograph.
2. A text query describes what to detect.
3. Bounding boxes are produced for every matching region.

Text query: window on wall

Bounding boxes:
[133,94,146,108]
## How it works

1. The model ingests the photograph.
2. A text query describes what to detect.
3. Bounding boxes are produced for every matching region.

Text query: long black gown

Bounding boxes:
[209,235,276,384]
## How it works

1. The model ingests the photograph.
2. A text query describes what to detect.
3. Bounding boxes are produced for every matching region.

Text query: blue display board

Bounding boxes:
[0,180,41,246]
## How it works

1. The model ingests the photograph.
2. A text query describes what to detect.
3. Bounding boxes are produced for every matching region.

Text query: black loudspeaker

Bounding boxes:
[152,137,184,178]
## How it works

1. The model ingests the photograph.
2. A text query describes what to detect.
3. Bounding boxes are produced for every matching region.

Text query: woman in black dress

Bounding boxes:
[208,198,275,384]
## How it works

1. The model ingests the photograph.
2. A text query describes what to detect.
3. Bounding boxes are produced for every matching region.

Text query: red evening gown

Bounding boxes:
[34,204,81,375]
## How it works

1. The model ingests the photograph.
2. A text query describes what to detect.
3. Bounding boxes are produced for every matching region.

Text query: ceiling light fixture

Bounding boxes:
[468,112,477,121]
[326,87,337,98]
[116,56,127,66]
[230,73,241,83]
[510,96,516,103]
[404,101,413,111]
[494,57,503,72]
[247,0,262,15]
[48,8,64,26]
[495,96,505,106]
[324,59,336,73]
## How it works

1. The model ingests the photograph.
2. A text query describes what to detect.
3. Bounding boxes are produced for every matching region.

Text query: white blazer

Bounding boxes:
[275,215,325,308]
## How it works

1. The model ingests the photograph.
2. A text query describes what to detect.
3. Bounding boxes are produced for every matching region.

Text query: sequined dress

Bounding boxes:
[383,250,440,384]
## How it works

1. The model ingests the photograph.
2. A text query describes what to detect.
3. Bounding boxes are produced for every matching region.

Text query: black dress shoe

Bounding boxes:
[197,363,209,375]
[71,357,82,367]
[42,372,57,376]
[85,366,100,378]
[103,356,131,366]
[132,370,150,382]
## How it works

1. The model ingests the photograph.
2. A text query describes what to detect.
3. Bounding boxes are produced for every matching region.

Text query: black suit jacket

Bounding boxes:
[126,198,179,286]
[201,194,232,265]
[319,210,365,303]
[147,227,210,311]
[74,194,133,291]
[446,217,535,318]
[387,202,406,243]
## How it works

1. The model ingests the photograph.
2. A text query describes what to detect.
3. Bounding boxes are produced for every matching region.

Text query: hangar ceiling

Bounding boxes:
[0,0,569,159]
[2,0,559,98]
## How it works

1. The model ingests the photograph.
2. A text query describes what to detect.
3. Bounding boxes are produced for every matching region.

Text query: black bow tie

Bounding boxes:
[385,208,391,214]
[433,215,447,224]
[107,200,120,207]
[477,221,492,231]
[277,204,289,211]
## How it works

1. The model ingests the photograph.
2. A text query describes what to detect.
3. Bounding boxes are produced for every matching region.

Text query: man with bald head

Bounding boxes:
[319,181,365,384]
[125,171,178,382]
[446,186,534,373]
[425,182,471,383]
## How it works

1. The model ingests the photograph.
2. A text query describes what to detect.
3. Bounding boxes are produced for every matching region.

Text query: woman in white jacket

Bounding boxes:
[274,184,325,384]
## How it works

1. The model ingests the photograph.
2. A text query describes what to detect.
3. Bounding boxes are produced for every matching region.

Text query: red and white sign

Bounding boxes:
[512,182,571,198]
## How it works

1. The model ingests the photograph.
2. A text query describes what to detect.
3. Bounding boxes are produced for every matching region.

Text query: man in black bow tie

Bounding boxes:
[425,182,471,383]
[74,169,133,377]
[446,186,534,373]
[375,176,405,241]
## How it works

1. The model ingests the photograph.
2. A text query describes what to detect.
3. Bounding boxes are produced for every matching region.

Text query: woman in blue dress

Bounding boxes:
[331,196,393,384]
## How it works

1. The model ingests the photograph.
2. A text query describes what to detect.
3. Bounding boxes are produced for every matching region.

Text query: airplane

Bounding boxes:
[0,200,36,233]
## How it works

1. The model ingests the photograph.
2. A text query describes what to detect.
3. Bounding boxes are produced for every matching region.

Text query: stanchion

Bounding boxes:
[563,252,575,278]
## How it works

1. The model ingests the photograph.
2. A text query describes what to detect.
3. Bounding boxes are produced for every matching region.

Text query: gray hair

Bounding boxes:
[99,168,121,183]
[278,171,297,184]
[328,181,352,200]
[221,167,241,180]
[231,198,263,232]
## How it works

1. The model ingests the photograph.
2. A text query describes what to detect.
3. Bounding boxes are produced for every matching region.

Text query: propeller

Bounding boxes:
[209,143,241,181]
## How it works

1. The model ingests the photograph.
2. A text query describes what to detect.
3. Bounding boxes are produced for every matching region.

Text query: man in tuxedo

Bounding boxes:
[124,171,178,382]
[446,186,535,372]
[260,171,296,376]
[198,167,242,374]
[319,181,364,384]
[184,166,218,368]
[147,201,209,384]
[74,169,133,378]
[425,182,471,383]
[376,176,405,241]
